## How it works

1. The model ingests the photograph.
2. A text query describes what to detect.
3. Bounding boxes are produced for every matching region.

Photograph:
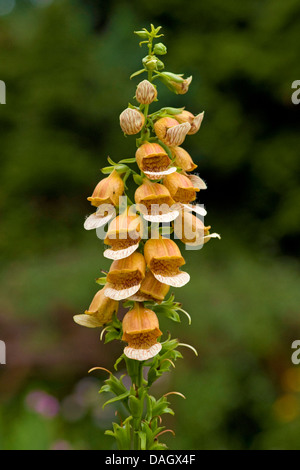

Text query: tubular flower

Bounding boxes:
[130,270,170,302]
[122,303,162,361]
[134,179,179,222]
[144,237,190,287]
[171,146,197,172]
[174,110,204,135]
[104,252,146,300]
[169,76,192,95]
[120,108,145,135]
[87,170,124,208]
[104,207,144,260]
[154,117,191,147]
[174,211,220,247]
[136,80,157,104]
[163,172,199,204]
[73,289,118,328]
[135,142,176,180]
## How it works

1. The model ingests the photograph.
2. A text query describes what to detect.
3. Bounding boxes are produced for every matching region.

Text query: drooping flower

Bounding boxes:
[163,172,199,204]
[171,146,197,172]
[173,210,210,243]
[134,179,179,222]
[154,117,191,147]
[73,289,118,328]
[122,302,162,361]
[104,252,146,300]
[120,108,145,135]
[87,170,124,208]
[144,237,190,287]
[104,207,144,260]
[135,142,176,180]
[169,76,192,95]
[129,270,170,302]
[135,80,157,104]
[174,110,204,135]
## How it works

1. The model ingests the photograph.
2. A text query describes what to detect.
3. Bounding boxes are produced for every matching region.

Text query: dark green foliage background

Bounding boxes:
[0,0,300,450]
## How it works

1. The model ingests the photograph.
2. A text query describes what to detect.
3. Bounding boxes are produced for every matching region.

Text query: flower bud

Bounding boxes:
[120,108,145,135]
[122,302,162,361]
[171,147,197,172]
[136,80,157,105]
[87,170,124,208]
[175,110,204,135]
[144,237,190,287]
[135,142,175,179]
[163,172,199,204]
[154,117,191,147]
[153,43,167,55]
[73,289,118,328]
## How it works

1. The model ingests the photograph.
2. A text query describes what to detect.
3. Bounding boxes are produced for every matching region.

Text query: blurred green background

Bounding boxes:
[0,0,300,450]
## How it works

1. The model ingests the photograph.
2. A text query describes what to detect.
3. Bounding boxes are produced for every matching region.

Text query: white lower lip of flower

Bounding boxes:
[153,271,190,287]
[104,283,141,301]
[103,243,139,260]
[84,212,113,230]
[73,314,102,328]
[187,174,207,190]
[182,203,207,216]
[142,210,179,223]
[143,167,176,180]
[204,233,221,240]
[124,343,162,361]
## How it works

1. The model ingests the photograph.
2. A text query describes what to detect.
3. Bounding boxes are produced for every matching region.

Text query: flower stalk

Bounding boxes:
[75,24,220,450]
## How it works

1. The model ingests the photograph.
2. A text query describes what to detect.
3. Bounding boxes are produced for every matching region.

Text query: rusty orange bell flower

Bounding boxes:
[171,146,197,172]
[175,110,204,135]
[134,179,179,222]
[135,142,176,180]
[120,108,145,135]
[122,302,162,361]
[174,210,221,247]
[87,170,124,208]
[104,207,144,260]
[144,237,190,287]
[154,117,191,147]
[104,251,146,301]
[163,171,199,204]
[129,270,170,303]
[73,289,118,328]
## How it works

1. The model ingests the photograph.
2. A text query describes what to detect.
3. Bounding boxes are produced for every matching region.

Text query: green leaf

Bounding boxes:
[103,390,130,409]
[101,166,114,174]
[95,277,107,285]
[118,158,137,164]
[134,31,149,39]
[138,431,147,450]
[133,174,144,186]
[114,354,125,371]
[130,68,147,79]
